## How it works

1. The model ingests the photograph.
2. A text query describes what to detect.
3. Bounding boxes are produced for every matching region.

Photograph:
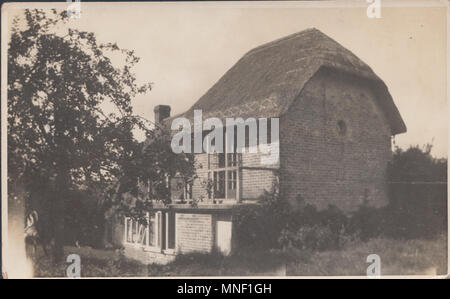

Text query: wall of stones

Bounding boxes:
[280,69,393,211]
[175,212,213,254]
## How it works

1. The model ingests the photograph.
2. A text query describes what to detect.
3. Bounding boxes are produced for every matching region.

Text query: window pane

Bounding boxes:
[218,153,225,168]
[214,171,225,198]
[157,213,161,247]
[228,170,236,190]
[138,222,146,244]
[148,214,155,246]
[168,212,176,249]
[184,182,192,200]
[227,153,237,167]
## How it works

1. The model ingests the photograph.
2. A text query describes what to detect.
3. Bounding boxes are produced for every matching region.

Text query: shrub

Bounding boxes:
[348,203,386,241]
[234,182,349,251]
[234,145,447,252]
[279,203,349,251]
[279,225,337,251]
[233,182,291,250]
[386,145,447,239]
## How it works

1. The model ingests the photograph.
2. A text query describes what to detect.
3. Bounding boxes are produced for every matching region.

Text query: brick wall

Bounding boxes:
[189,151,278,201]
[280,69,393,211]
[175,212,213,254]
[241,151,278,199]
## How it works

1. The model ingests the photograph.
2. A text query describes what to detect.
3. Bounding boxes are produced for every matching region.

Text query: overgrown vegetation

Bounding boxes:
[386,145,447,239]
[8,9,195,258]
[33,144,447,276]
[34,235,447,276]
[234,144,447,252]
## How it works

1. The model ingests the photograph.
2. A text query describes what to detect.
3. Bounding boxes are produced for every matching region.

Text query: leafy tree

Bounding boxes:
[387,144,447,183]
[117,130,196,219]
[386,144,447,238]
[8,9,194,261]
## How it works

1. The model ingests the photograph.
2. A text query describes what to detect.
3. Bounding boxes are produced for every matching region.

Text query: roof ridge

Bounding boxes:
[178,29,406,135]
[244,28,323,57]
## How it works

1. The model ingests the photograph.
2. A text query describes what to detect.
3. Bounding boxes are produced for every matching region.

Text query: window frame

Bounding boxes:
[208,132,241,201]
[124,212,162,252]
[124,216,149,248]
[124,211,176,254]
[162,211,177,254]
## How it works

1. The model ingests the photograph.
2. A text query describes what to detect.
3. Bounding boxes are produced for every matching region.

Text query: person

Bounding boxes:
[24,210,40,257]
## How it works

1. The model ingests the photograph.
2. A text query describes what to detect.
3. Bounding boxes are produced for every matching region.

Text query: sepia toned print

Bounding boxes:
[1,1,448,278]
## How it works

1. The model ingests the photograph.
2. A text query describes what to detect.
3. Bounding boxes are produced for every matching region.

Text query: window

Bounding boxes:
[218,152,225,168]
[147,213,157,247]
[228,170,237,190]
[125,217,147,245]
[208,130,241,200]
[337,120,347,136]
[184,181,193,201]
[165,212,176,251]
[213,170,226,198]
[227,153,237,167]
[124,212,160,249]
[124,211,176,253]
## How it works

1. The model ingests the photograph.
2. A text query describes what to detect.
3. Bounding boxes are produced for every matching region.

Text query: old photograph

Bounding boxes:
[1,1,448,279]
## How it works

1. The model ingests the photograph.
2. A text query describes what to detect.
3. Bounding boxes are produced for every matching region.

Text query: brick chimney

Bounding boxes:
[154,105,171,124]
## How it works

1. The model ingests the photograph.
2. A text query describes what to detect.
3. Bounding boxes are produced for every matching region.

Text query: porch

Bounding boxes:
[118,205,236,264]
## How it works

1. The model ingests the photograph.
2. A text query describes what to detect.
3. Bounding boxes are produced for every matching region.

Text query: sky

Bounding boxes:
[3,1,448,158]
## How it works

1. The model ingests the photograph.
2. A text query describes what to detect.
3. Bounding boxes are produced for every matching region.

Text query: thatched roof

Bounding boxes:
[172,28,406,135]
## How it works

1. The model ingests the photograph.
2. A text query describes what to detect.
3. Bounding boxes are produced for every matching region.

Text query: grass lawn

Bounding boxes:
[33,236,447,277]
[286,236,447,276]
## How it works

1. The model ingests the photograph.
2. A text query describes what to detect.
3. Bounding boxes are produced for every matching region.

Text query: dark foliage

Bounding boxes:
[233,182,290,250]
[8,9,195,256]
[233,182,348,251]
[234,145,447,252]
[385,145,447,239]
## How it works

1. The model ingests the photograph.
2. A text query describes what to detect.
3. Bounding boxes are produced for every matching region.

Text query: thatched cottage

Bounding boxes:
[115,28,406,264]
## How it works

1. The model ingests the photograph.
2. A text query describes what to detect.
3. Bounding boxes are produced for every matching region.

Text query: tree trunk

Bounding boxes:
[49,156,68,262]
[52,105,68,263]
[101,217,111,248]
[51,189,65,262]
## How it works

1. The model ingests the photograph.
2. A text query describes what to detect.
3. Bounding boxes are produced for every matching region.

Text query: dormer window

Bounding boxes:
[337,120,347,136]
